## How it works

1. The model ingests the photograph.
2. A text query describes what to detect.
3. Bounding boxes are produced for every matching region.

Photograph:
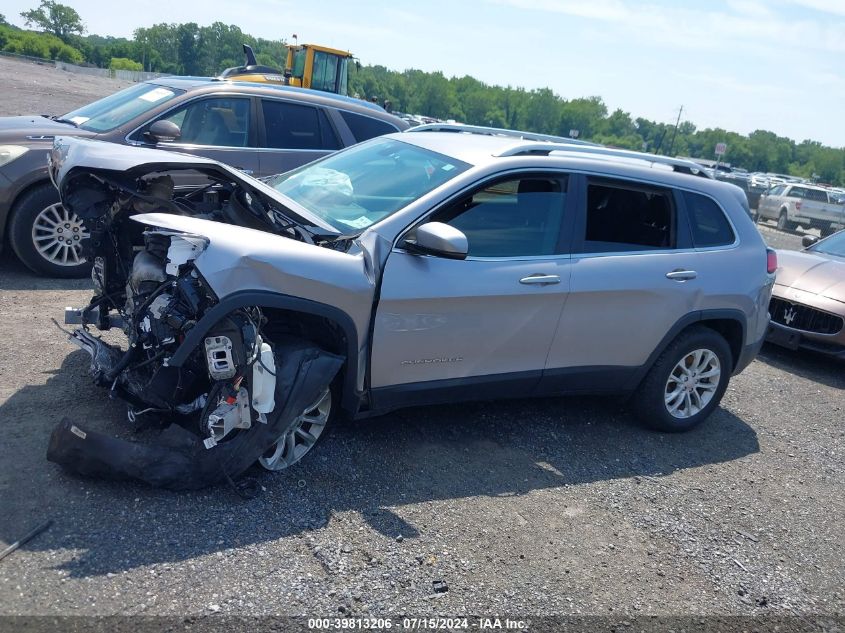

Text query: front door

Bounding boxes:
[147,96,260,177]
[371,174,573,409]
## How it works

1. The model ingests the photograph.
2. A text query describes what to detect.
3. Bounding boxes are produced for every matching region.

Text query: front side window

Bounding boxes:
[581,179,675,252]
[157,97,250,147]
[261,100,340,150]
[311,51,339,93]
[428,177,568,258]
[684,191,735,248]
[62,83,184,133]
[788,187,806,199]
[267,138,470,232]
[768,185,786,196]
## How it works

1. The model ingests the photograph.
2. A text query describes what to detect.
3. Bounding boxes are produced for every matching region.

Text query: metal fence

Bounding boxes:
[1,51,168,82]
[54,61,167,82]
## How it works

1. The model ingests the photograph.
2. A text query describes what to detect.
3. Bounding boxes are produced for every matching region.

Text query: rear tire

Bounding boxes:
[776,209,796,232]
[630,326,732,433]
[8,183,91,278]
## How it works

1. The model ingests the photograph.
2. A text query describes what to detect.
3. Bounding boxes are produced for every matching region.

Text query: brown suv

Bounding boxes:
[0,77,407,277]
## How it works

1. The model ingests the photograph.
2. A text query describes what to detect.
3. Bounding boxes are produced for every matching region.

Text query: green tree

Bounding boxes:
[558,96,607,139]
[109,56,142,71]
[20,1,84,42]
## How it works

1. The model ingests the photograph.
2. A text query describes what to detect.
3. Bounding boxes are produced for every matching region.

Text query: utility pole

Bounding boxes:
[666,105,684,157]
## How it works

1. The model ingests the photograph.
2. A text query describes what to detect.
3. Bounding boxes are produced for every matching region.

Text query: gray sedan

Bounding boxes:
[0,77,406,277]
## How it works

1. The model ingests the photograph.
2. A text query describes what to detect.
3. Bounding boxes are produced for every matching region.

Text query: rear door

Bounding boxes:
[542,175,700,390]
[371,173,574,408]
[256,98,342,176]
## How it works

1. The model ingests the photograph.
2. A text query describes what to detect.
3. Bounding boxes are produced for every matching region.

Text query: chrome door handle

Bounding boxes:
[666,269,697,281]
[520,274,561,285]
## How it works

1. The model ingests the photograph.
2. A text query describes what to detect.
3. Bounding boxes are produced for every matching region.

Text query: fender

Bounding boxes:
[167,290,362,413]
[628,308,748,389]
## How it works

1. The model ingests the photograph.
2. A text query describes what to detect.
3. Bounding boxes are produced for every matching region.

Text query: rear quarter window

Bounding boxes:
[339,110,399,142]
[684,191,735,248]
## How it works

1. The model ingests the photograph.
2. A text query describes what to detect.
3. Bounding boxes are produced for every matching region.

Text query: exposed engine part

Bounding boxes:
[132,175,175,213]
[175,394,208,415]
[204,336,236,380]
[166,235,207,276]
[204,387,252,448]
[129,250,167,291]
[91,256,106,294]
[251,338,276,414]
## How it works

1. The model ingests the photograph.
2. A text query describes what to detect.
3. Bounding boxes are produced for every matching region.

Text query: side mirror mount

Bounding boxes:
[404,222,468,260]
[144,120,182,144]
[802,235,819,248]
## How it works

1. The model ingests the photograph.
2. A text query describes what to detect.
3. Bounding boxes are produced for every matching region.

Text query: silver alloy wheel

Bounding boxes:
[259,388,331,471]
[664,348,721,419]
[31,203,89,267]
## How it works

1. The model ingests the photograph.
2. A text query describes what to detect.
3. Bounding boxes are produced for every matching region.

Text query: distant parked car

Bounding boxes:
[757,183,844,236]
[767,230,845,359]
[0,77,407,277]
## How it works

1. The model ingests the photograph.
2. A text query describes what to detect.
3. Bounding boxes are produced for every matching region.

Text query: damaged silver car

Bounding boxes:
[47,129,774,489]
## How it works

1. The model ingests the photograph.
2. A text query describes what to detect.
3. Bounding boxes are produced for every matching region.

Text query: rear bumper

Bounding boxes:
[766,321,845,359]
[734,332,765,374]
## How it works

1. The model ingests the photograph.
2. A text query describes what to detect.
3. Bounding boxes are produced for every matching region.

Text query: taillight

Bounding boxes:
[766,248,778,274]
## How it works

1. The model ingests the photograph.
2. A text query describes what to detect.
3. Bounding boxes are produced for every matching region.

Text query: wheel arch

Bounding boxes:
[168,290,363,416]
[630,309,747,390]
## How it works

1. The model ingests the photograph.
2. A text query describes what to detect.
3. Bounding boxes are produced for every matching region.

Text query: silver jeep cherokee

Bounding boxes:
[47,128,776,488]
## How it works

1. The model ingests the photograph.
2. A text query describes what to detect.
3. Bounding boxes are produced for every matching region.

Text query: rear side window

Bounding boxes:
[582,179,675,252]
[684,192,735,248]
[261,100,341,150]
[340,110,399,142]
[807,188,827,202]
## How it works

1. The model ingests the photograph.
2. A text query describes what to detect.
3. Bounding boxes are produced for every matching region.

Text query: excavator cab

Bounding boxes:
[219,43,354,96]
[285,44,353,95]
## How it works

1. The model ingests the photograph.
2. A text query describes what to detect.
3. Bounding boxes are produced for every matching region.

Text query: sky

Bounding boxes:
[5,0,845,147]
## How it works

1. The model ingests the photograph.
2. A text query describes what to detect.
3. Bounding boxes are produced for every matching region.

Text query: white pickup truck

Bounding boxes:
[757,183,845,236]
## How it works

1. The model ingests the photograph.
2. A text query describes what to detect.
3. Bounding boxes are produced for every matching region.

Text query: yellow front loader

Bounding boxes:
[219,43,354,96]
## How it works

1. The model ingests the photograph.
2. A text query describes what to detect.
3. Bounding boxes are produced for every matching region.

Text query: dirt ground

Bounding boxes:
[0,56,134,118]
[0,55,843,628]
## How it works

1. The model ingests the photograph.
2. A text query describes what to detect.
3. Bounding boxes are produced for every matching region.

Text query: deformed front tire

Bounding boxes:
[258,384,335,471]
[630,325,732,433]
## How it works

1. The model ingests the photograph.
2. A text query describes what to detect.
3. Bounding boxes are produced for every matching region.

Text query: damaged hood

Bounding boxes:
[775,249,845,303]
[49,136,339,235]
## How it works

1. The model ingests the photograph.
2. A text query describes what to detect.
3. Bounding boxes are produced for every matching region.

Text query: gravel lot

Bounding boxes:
[0,56,843,627]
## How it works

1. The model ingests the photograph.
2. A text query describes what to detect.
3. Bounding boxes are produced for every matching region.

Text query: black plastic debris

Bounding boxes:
[46,338,343,490]
[432,580,448,594]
